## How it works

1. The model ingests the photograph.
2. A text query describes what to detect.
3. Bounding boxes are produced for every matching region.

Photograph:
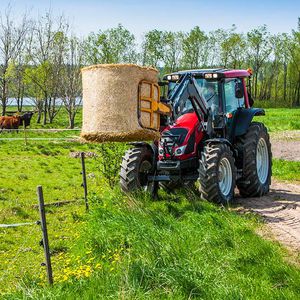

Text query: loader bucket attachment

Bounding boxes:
[138,81,171,131]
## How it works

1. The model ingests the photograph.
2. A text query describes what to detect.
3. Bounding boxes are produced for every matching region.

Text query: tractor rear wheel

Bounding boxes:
[236,122,272,197]
[120,147,154,192]
[198,143,236,204]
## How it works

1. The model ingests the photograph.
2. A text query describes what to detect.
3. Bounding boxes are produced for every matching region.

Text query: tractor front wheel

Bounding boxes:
[120,147,155,193]
[236,122,272,197]
[198,143,236,204]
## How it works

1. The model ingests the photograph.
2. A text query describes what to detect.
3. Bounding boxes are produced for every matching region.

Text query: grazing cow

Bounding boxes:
[21,112,34,128]
[0,112,34,132]
[0,115,22,132]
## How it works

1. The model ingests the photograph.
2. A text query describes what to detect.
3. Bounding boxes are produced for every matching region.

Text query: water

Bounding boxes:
[6,97,82,107]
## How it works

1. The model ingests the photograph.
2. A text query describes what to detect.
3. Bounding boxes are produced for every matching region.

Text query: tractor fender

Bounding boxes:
[204,138,236,157]
[128,142,158,170]
[205,138,233,148]
[233,108,265,137]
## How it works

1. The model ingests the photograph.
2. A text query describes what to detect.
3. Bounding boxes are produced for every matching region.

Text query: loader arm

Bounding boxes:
[169,74,211,133]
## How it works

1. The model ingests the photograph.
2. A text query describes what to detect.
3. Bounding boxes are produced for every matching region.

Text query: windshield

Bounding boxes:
[179,78,220,116]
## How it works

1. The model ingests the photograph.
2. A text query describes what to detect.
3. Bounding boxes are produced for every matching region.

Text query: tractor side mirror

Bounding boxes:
[159,81,168,101]
[235,81,244,99]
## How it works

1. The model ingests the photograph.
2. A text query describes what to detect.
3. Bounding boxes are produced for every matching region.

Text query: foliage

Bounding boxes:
[84,24,137,64]
[95,143,129,189]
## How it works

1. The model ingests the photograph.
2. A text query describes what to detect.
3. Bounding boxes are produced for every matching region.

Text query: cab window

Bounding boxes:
[224,78,245,113]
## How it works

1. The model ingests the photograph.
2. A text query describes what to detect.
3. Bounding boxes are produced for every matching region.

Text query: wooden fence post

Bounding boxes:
[37,185,53,285]
[23,124,28,146]
[81,152,89,211]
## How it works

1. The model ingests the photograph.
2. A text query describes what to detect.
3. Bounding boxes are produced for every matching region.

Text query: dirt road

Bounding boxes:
[236,180,300,252]
[236,131,300,252]
[271,130,300,161]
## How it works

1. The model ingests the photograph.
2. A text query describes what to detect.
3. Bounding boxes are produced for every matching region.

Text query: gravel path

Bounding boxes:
[236,180,300,252]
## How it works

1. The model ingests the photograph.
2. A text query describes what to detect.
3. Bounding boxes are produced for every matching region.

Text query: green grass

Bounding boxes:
[0,138,299,299]
[254,108,300,132]
[3,189,300,299]
[0,140,99,294]
[273,159,300,182]
[0,107,300,299]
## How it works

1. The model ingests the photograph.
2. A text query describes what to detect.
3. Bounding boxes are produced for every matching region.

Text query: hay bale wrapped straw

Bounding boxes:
[81,64,167,143]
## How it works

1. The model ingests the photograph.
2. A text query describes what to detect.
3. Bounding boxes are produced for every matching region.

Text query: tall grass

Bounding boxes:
[5,189,300,299]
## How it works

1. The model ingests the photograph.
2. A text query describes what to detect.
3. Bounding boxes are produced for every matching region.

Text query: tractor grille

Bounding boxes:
[161,128,188,155]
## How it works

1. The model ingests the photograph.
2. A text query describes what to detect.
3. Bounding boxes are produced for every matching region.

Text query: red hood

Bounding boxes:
[165,112,199,132]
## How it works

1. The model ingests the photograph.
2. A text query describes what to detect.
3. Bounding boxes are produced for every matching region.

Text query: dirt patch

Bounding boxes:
[270,130,300,161]
[236,180,300,252]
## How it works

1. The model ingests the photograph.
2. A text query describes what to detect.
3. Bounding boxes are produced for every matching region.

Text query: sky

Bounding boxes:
[1,0,299,40]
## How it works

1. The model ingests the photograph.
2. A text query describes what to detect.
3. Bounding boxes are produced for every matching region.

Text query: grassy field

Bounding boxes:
[254,108,300,132]
[6,106,300,132]
[0,107,299,299]
[273,159,300,182]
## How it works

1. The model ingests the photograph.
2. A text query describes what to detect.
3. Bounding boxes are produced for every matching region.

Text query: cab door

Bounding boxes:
[223,78,245,141]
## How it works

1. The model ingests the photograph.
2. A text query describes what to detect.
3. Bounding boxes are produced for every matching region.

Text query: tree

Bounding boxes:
[246,25,272,98]
[61,36,84,128]
[162,31,184,73]
[220,26,246,69]
[84,24,137,64]
[288,19,300,106]
[181,26,208,69]
[141,29,165,68]
[25,12,68,124]
[0,6,28,115]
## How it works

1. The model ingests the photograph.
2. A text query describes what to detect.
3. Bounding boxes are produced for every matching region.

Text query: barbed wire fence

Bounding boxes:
[0,128,82,144]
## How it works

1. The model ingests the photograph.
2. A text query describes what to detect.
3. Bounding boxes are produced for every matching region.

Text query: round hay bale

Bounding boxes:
[81,64,161,143]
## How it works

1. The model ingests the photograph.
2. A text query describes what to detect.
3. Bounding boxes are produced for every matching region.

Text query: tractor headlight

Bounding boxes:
[158,146,164,156]
[167,74,180,81]
[174,145,186,156]
[204,73,219,79]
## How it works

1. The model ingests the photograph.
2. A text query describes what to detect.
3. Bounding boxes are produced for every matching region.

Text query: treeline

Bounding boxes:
[0,8,299,127]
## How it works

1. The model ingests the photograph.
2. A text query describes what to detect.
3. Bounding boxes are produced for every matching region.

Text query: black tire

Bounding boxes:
[120,147,154,192]
[236,122,272,197]
[199,143,236,204]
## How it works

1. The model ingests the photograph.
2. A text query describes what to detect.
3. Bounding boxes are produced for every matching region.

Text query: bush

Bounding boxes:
[95,143,128,189]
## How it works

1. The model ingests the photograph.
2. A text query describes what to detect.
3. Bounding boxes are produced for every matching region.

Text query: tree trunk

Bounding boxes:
[254,73,258,99]
[297,73,300,107]
[283,62,287,102]
[43,98,48,125]
[69,114,75,129]
[37,111,42,123]
[1,101,7,116]
[1,78,7,116]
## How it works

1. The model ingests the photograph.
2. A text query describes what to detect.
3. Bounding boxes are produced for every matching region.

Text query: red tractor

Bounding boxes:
[120,69,272,204]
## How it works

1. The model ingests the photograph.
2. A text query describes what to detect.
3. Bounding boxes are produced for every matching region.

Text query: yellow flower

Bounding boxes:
[95,263,101,269]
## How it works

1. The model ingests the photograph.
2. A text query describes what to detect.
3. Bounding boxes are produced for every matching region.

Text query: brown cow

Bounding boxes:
[0,115,22,132]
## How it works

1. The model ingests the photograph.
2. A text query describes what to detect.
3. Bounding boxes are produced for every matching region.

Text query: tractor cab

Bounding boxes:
[162,69,251,134]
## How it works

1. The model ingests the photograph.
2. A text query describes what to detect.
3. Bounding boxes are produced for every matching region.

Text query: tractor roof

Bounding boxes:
[164,68,251,80]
